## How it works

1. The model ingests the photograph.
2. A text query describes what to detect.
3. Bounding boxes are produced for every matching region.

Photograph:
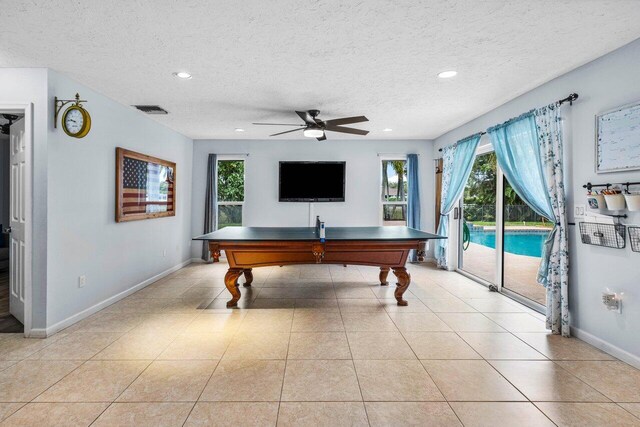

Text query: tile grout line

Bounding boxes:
[450,313,619,404]
[453,329,534,405]
[335,277,371,427]
[274,301,295,427]
[86,303,206,425]
[178,292,250,425]
[5,263,640,425]
[389,290,466,426]
[613,402,640,421]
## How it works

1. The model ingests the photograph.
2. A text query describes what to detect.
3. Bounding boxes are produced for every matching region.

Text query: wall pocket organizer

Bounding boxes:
[578,222,626,249]
[628,226,640,253]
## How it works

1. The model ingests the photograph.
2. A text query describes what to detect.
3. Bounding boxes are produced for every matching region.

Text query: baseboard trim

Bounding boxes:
[36,258,193,338]
[571,326,640,369]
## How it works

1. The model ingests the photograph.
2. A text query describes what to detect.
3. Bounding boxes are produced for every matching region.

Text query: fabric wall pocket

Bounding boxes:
[624,193,640,211]
[603,194,626,210]
[586,194,606,210]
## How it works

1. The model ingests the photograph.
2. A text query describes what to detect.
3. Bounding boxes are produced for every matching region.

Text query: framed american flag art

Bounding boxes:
[116,148,176,222]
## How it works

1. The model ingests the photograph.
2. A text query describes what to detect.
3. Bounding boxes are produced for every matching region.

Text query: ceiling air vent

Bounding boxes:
[132,105,169,114]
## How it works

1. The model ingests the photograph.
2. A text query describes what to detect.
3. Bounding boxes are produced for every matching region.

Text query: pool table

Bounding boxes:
[193,226,444,308]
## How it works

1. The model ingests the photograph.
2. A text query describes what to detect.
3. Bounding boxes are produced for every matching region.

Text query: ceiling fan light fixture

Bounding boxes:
[383,128,393,132]
[303,128,324,138]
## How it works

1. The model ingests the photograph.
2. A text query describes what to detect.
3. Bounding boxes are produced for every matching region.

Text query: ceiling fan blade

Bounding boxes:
[325,125,369,136]
[324,116,369,127]
[296,111,318,126]
[269,128,305,137]
[316,134,327,141]
[252,123,305,126]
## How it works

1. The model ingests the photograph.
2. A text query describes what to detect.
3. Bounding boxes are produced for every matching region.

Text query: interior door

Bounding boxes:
[9,117,25,324]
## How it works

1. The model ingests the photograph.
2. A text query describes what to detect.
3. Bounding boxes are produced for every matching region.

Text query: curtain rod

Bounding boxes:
[377,153,420,157]
[217,153,250,156]
[437,93,579,152]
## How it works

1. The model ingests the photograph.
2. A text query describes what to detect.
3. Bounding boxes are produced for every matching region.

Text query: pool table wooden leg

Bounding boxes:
[224,268,244,308]
[379,267,390,286]
[392,267,410,306]
[243,269,253,287]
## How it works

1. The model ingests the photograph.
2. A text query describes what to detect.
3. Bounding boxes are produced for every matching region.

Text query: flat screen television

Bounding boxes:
[279,161,346,202]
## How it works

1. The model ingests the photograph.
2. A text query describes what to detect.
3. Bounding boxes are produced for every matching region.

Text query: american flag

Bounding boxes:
[123,157,174,214]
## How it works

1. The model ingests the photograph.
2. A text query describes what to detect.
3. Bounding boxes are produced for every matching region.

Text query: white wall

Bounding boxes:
[434,39,640,361]
[190,139,434,258]
[45,70,194,329]
[0,68,49,329]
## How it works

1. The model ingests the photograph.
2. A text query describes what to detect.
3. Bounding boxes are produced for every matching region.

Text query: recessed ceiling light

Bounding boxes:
[383,128,393,132]
[173,71,192,79]
[235,128,245,132]
[437,70,457,79]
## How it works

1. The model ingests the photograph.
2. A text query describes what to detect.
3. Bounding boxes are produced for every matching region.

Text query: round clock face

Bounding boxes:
[64,108,84,135]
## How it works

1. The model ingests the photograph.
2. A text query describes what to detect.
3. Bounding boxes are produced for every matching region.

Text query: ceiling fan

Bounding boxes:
[0,114,20,135]
[253,110,369,141]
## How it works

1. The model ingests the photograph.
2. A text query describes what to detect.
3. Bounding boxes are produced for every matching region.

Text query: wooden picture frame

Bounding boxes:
[116,147,176,222]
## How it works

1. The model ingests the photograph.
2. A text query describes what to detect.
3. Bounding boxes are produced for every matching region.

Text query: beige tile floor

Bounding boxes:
[0,262,639,426]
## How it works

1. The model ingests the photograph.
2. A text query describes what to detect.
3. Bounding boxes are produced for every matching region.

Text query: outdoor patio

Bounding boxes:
[461,242,546,305]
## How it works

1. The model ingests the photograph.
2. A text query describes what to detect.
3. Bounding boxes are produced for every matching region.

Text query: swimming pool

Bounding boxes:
[469,231,550,257]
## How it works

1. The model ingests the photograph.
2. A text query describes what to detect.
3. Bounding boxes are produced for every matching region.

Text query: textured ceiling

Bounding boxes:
[1,1,640,140]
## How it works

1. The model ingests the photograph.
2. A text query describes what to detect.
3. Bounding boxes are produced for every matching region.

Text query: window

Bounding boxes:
[381,159,408,226]
[217,159,244,229]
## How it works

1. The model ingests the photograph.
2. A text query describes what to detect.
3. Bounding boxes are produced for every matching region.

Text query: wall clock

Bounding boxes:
[61,104,91,138]
[54,93,92,138]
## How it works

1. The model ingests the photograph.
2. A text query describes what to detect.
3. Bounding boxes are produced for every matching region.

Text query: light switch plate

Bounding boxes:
[574,204,585,218]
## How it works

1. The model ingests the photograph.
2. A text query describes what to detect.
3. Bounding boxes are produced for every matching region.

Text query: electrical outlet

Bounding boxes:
[78,275,86,288]
[574,204,585,217]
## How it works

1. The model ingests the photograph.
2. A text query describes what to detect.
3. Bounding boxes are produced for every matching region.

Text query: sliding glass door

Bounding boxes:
[458,150,497,284]
[457,141,545,311]
[502,177,551,305]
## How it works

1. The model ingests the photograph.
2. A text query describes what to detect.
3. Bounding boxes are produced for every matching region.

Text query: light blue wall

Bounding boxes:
[434,39,640,362]
[45,70,194,329]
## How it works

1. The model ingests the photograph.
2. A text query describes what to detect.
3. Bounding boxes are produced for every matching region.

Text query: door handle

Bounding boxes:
[453,207,459,220]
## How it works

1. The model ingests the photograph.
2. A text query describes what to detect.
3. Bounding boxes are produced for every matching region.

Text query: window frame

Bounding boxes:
[216,156,246,227]
[379,156,409,226]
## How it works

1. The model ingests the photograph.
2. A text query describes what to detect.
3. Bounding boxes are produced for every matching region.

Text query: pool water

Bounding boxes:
[469,231,549,257]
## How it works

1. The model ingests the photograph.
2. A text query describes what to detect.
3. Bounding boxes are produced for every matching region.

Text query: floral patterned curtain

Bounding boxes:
[534,104,569,336]
[488,105,569,336]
